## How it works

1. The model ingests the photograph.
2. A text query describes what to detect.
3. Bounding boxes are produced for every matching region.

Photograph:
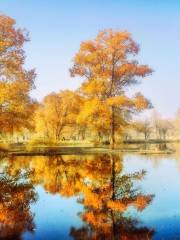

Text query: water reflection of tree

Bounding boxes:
[3,154,155,239]
[70,154,154,240]
[0,170,37,240]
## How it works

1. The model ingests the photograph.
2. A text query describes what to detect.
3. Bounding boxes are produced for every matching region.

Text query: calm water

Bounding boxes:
[0,149,180,239]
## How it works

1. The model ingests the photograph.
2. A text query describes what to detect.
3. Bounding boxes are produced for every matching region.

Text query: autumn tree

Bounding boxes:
[77,98,111,141]
[158,119,173,140]
[70,29,152,148]
[152,115,173,141]
[0,14,36,136]
[172,109,180,139]
[135,119,152,141]
[35,90,82,141]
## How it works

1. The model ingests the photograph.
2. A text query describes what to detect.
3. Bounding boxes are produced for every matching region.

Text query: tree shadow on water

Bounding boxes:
[0,170,37,240]
[69,154,155,240]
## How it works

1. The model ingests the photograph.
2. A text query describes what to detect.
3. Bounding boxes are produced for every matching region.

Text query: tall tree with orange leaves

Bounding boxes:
[0,14,36,136]
[70,29,152,148]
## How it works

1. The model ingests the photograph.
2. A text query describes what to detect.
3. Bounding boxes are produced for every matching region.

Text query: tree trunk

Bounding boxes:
[111,154,115,200]
[110,106,115,149]
[110,154,116,240]
[11,125,14,143]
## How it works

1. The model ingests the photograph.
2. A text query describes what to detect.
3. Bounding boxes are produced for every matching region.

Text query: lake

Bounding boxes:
[0,148,180,239]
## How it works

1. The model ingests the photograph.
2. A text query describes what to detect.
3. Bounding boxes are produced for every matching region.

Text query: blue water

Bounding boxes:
[1,152,180,239]
[124,154,180,239]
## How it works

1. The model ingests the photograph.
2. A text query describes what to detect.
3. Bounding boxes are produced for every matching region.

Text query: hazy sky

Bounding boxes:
[0,0,180,117]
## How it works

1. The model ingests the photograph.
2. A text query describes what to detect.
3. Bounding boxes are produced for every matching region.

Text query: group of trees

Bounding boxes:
[1,14,179,147]
[35,30,152,148]
[131,110,180,142]
[0,14,152,148]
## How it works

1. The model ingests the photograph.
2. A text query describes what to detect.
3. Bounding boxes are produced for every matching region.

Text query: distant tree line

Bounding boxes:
[129,110,180,142]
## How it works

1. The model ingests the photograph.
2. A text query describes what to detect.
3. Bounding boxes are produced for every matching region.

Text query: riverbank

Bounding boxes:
[0,141,177,157]
[0,145,174,156]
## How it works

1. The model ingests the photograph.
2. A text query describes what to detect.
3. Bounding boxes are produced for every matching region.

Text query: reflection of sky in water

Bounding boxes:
[124,154,180,239]
[23,186,83,240]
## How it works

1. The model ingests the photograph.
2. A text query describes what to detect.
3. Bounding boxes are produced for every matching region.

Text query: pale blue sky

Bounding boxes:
[0,0,180,117]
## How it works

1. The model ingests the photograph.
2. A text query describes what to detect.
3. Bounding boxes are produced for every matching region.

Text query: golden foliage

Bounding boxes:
[106,95,133,107]
[35,90,82,140]
[107,200,127,211]
[134,93,151,111]
[132,194,153,211]
[70,29,152,145]
[0,14,36,134]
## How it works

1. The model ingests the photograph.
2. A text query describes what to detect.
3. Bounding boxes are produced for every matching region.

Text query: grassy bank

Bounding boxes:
[0,140,176,156]
[4,145,174,156]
